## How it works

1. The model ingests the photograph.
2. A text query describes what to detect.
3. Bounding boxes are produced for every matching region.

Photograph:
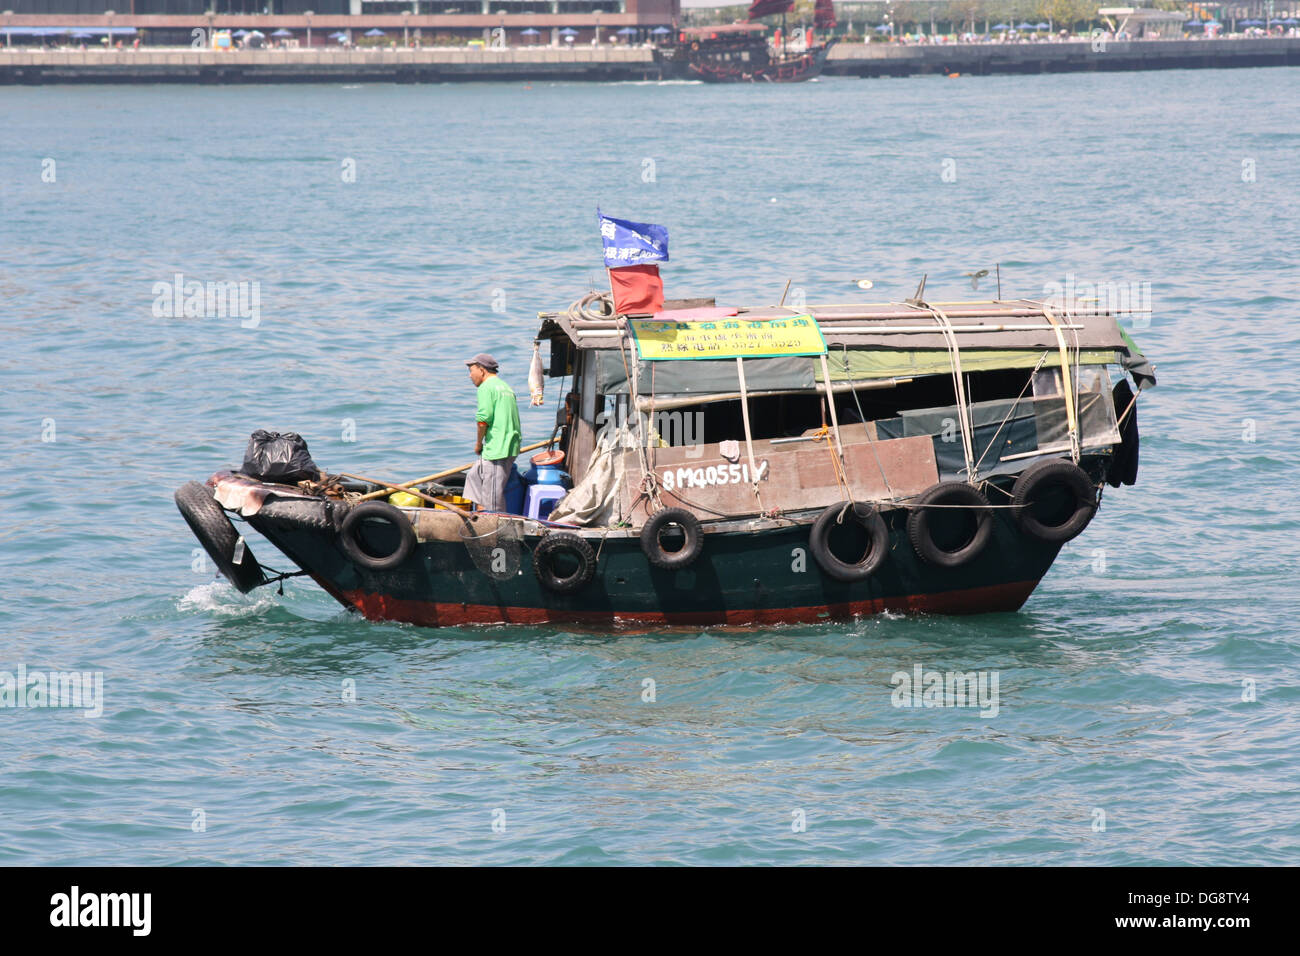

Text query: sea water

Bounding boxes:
[0,71,1298,864]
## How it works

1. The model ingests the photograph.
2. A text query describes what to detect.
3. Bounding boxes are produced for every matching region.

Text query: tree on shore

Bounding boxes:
[1035,0,1101,31]
[686,1,1113,35]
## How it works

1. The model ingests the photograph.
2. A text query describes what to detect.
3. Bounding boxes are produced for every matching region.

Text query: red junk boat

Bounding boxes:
[658,0,838,84]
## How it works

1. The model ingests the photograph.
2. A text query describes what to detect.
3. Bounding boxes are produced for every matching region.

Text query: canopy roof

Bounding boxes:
[680,23,768,36]
[538,297,1156,391]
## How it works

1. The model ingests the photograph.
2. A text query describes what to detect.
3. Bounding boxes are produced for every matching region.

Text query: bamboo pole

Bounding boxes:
[352,438,554,503]
[735,357,764,506]
[1041,305,1081,463]
[634,377,910,412]
[339,473,444,507]
[818,352,845,458]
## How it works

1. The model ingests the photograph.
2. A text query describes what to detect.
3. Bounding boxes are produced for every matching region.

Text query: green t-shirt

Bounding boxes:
[476,375,522,461]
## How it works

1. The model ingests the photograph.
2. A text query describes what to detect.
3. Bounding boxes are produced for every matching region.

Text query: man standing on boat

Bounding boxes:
[463,353,521,513]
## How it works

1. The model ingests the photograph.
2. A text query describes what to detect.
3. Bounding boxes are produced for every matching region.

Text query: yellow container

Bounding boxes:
[433,494,471,511]
[388,491,424,508]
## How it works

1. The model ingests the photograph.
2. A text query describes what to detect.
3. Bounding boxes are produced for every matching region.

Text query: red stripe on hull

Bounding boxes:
[329,580,1040,629]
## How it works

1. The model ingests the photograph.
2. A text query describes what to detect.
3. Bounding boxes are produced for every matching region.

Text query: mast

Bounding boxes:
[748,0,795,59]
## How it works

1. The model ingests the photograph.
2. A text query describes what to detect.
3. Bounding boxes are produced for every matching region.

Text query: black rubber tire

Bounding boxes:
[907,482,994,569]
[809,502,890,582]
[252,497,340,533]
[640,508,703,570]
[174,481,265,593]
[1012,459,1097,543]
[338,502,417,571]
[533,532,596,594]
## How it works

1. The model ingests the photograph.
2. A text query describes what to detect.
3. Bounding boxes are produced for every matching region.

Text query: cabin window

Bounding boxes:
[636,363,1120,480]
[1028,365,1119,457]
[548,336,575,378]
[578,345,1122,482]
[870,365,1120,478]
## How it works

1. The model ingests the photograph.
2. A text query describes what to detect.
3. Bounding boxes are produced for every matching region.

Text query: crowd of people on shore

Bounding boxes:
[877,25,1300,44]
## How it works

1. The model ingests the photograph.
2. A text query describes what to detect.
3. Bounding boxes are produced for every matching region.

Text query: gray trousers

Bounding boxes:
[464,456,516,513]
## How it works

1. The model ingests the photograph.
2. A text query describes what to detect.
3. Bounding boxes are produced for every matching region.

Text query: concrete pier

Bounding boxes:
[2,38,1298,85]
[0,46,661,84]
[824,36,1300,77]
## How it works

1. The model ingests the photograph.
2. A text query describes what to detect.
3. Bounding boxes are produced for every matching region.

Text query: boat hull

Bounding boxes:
[657,39,835,84]
[246,501,1062,629]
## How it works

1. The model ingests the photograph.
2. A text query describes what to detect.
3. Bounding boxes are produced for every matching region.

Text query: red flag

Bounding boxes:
[608,264,664,315]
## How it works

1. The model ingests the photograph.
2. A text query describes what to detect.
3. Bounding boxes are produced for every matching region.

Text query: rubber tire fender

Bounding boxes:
[640,507,704,570]
[338,501,417,572]
[174,480,265,593]
[809,502,890,583]
[533,532,597,594]
[907,482,994,569]
[1011,459,1097,543]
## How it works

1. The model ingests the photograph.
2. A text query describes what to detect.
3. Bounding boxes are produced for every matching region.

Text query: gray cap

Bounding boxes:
[465,353,499,372]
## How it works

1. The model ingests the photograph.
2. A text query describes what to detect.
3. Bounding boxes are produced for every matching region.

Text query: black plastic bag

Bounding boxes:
[242,430,320,484]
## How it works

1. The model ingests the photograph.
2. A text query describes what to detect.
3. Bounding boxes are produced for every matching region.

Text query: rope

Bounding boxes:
[1041,303,1081,464]
[258,566,309,595]
[893,500,1022,510]
[566,290,613,323]
[809,352,857,509]
[456,518,512,541]
[1116,387,1140,427]
[735,356,767,510]
[657,486,736,519]
[969,350,1051,479]
[809,422,853,503]
[816,352,846,458]
[922,303,978,483]
[593,526,612,566]
[617,321,662,514]
[838,343,898,502]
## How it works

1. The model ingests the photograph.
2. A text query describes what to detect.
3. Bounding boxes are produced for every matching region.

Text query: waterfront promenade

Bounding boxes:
[2,37,1297,84]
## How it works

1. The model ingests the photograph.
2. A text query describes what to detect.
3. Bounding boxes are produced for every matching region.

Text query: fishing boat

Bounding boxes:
[175,279,1156,629]
[657,0,837,84]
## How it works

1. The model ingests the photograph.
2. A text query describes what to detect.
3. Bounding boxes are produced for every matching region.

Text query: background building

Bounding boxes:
[1,0,681,47]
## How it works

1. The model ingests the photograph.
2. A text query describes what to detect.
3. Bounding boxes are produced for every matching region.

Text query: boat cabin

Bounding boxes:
[536,294,1154,529]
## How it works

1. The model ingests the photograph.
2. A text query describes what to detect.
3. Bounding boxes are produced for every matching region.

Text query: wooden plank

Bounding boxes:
[566,416,597,485]
[620,432,938,526]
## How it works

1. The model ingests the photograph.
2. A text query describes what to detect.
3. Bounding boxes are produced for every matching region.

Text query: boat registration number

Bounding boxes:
[660,460,768,492]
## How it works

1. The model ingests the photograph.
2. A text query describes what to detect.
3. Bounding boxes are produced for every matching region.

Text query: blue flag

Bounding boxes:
[598,211,669,268]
